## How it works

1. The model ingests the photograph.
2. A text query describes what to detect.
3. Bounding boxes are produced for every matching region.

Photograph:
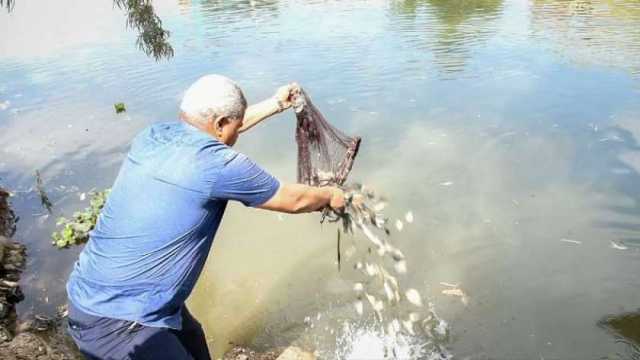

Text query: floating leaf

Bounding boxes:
[114,102,126,113]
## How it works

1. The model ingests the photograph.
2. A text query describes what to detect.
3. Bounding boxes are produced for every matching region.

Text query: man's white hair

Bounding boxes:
[180,74,247,120]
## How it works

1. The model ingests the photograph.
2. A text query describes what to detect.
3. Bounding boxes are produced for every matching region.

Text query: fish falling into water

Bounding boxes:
[323,183,451,358]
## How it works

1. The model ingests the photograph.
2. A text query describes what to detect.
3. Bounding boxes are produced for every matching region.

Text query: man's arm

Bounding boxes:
[239,83,299,134]
[239,97,283,133]
[258,183,344,214]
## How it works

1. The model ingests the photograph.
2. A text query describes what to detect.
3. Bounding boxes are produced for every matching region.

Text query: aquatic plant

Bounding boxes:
[114,102,126,113]
[34,170,52,214]
[51,189,110,249]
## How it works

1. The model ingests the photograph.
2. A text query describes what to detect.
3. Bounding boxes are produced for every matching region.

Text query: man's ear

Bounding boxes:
[212,115,229,133]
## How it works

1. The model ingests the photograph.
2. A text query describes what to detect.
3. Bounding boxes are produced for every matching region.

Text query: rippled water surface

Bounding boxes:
[1,0,640,359]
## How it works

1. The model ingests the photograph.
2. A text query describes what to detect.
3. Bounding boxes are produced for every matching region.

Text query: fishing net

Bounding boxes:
[290,89,451,358]
[292,88,361,187]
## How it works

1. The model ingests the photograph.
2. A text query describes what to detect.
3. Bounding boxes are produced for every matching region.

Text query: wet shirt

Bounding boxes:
[66,122,280,329]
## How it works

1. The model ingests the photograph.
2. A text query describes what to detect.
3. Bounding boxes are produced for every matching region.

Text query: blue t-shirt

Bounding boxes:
[66,121,280,329]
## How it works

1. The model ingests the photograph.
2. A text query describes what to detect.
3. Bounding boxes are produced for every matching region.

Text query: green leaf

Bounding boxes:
[114,102,126,113]
[50,188,110,248]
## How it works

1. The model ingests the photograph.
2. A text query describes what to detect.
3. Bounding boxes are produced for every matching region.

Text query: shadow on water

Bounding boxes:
[599,310,640,360]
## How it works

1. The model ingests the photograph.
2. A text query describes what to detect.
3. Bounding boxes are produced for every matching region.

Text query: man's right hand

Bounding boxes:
[328,186,345,212]
[258,183,346,214]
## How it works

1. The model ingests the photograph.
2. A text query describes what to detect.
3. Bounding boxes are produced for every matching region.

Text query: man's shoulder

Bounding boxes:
[130,121,222,155]
[136,121,188,143]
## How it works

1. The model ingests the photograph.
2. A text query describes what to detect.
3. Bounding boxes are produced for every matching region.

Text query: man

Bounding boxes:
[66,74,345,360]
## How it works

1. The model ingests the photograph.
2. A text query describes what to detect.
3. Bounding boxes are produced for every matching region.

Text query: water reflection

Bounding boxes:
[390,0,504,76]
[200,0,280,14]
[531,0,640,77]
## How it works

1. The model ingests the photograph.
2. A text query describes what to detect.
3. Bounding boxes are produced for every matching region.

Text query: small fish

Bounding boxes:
[373,202,386,212]
[355,301,363,315]
[374,300,384,312]
[441,283,469,306]
[439,181,453,186]
[395,220,404,231]
[353,283,364,292]
[408,312,421,322]
[344,245,356,259]
[394,260,407,274]
[402,320,415,335]
[405,288,423,307]
[610,241,628,250]
[405,211,414,223]
[391,319,401,332]
[359,221,385,248]
[364,263,379,277]
[386,323,397,339]
[560,238,581,245]
[365,293,377,309]
[79,193,86,201]
[0,100,10,110]
[442,288,465,297]
[390,248,405,261]
[383,281,395,302]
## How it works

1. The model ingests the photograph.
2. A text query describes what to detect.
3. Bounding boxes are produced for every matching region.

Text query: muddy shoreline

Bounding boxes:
[0,187,79,359]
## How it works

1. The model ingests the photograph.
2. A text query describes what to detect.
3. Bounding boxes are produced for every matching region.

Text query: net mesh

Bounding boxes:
[293,88,361,187]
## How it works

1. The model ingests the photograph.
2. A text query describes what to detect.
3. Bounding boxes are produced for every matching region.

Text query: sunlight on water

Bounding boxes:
[335,320,451,360]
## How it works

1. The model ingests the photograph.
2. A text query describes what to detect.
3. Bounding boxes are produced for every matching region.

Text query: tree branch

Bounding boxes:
[1,0,174,60]
[114,0,174,60]
[1,0,15,12]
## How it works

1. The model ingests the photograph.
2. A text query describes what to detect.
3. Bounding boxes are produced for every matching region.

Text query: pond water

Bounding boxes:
[1,0,640,359]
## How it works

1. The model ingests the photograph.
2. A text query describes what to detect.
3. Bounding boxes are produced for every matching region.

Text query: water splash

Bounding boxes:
[334,319,451,360]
